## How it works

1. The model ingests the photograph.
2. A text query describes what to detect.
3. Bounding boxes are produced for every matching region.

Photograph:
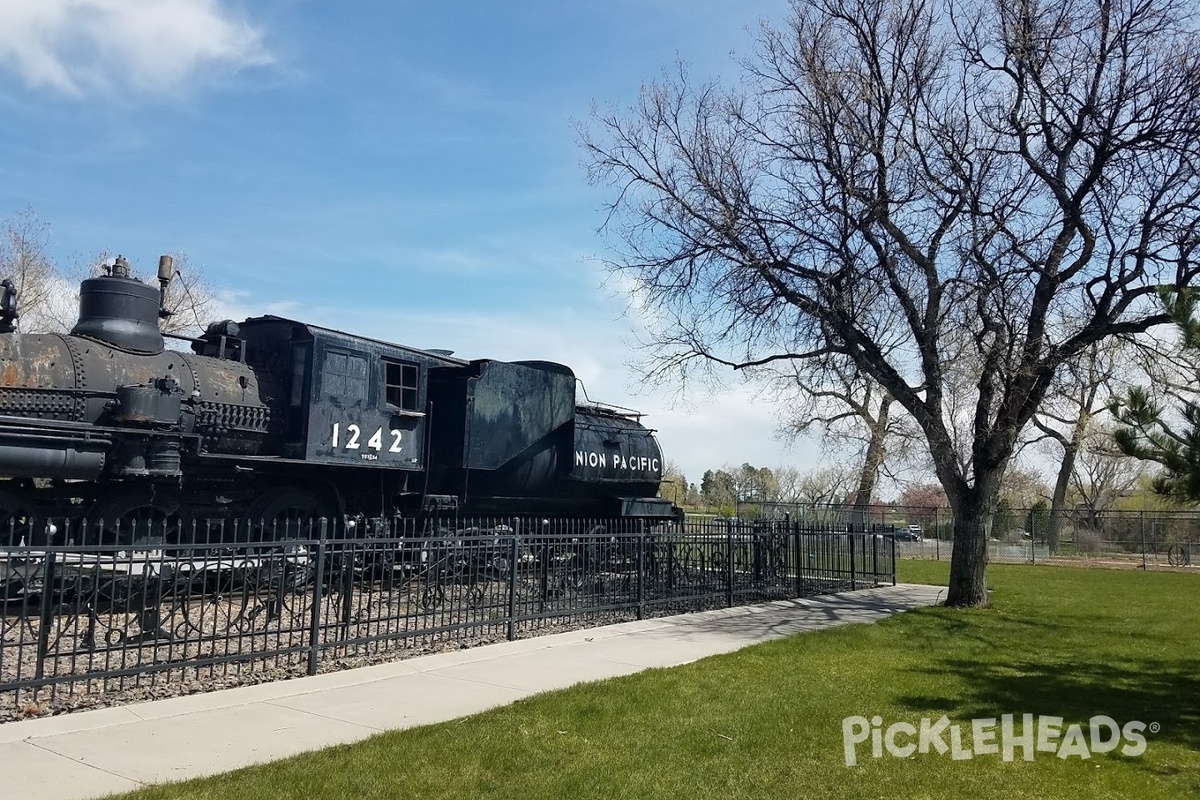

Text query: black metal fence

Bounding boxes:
[0,515,893,720]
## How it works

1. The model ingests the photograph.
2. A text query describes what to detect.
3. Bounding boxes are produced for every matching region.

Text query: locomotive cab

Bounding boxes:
[236,319,465,474]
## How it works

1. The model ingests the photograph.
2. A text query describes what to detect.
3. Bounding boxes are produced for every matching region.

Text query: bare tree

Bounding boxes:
[657,460,689,507]
[795,464,859,505]
[998,465,1050,509]
[0,210,75,333]
[159,252,217,337]
[1035,334,1199,548]
[773,464,803,503]
[1070,426,1148,523]
[1032,340,1126,550]
[772,356,920,507]
[583,0,1200,606]
[0,212,219,338]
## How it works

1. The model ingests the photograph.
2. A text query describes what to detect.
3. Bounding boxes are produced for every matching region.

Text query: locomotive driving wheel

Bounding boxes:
[88,491,184,546]
[247,488,332,540]
[0,485,49,598]
[0,485,46,546]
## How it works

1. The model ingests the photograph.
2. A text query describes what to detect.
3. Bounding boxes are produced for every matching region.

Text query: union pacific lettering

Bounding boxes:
[575,450,662,474]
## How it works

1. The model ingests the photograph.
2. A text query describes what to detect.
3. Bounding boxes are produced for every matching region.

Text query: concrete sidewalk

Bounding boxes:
[1,583,944,800]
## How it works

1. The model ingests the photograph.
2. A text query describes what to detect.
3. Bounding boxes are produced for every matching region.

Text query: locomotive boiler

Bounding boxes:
[0,256,675,543]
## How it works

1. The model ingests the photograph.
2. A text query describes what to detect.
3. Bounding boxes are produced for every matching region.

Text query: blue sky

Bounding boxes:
[0,0,819,485]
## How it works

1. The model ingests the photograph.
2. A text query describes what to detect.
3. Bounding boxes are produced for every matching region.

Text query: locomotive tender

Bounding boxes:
[0,256,674,542]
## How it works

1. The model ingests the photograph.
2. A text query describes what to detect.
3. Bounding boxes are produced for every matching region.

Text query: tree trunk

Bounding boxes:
[849,395,891,532]
[1047,443,1077,555]
[853,395,891,507]
[945,475,1002,607]
[946,514,990,607]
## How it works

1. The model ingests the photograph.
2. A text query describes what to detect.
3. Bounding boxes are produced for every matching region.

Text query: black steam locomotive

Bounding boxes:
[0,256,674,543]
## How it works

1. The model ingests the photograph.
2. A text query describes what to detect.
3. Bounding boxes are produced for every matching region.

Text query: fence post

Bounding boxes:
[849,532,857,591]
[726,529,734,607]
[636,529,645,620]
[891,533,897,586]
[507,532,519,641]
[34,548,58,684]
[1030,511,1036,564]
[935,507,941,561]
[307,517,328,677]
[667,538,676,596]
[794,522,803,598]
[871,533,878,585]
[339,542,354,632]
[1140,511,1148,571]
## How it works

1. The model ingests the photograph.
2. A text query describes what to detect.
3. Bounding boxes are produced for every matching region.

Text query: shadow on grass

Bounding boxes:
[662,589,946,642]
[901,603,1075,649]
[899,656,1200,751]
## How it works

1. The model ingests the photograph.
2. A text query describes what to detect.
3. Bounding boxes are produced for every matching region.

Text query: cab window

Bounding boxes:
[384,360,419,411]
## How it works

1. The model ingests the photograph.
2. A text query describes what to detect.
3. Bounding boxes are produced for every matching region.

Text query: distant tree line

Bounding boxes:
[660,458,1180,530]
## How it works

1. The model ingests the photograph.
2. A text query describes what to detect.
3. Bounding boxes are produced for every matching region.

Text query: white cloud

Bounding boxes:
[0,0,270,95]
[212,287,299,324]
[646,385,823,485]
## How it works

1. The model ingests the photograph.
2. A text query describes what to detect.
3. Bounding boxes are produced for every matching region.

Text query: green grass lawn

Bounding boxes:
[113,563,1199,800]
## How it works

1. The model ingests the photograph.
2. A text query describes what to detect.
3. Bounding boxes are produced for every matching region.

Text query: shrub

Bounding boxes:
[1074,527,1104,555]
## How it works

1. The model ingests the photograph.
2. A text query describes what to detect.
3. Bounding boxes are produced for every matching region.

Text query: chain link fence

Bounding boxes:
[749,504,1200,569]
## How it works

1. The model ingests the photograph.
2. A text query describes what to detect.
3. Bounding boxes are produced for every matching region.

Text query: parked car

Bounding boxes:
[896,525,924,542]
